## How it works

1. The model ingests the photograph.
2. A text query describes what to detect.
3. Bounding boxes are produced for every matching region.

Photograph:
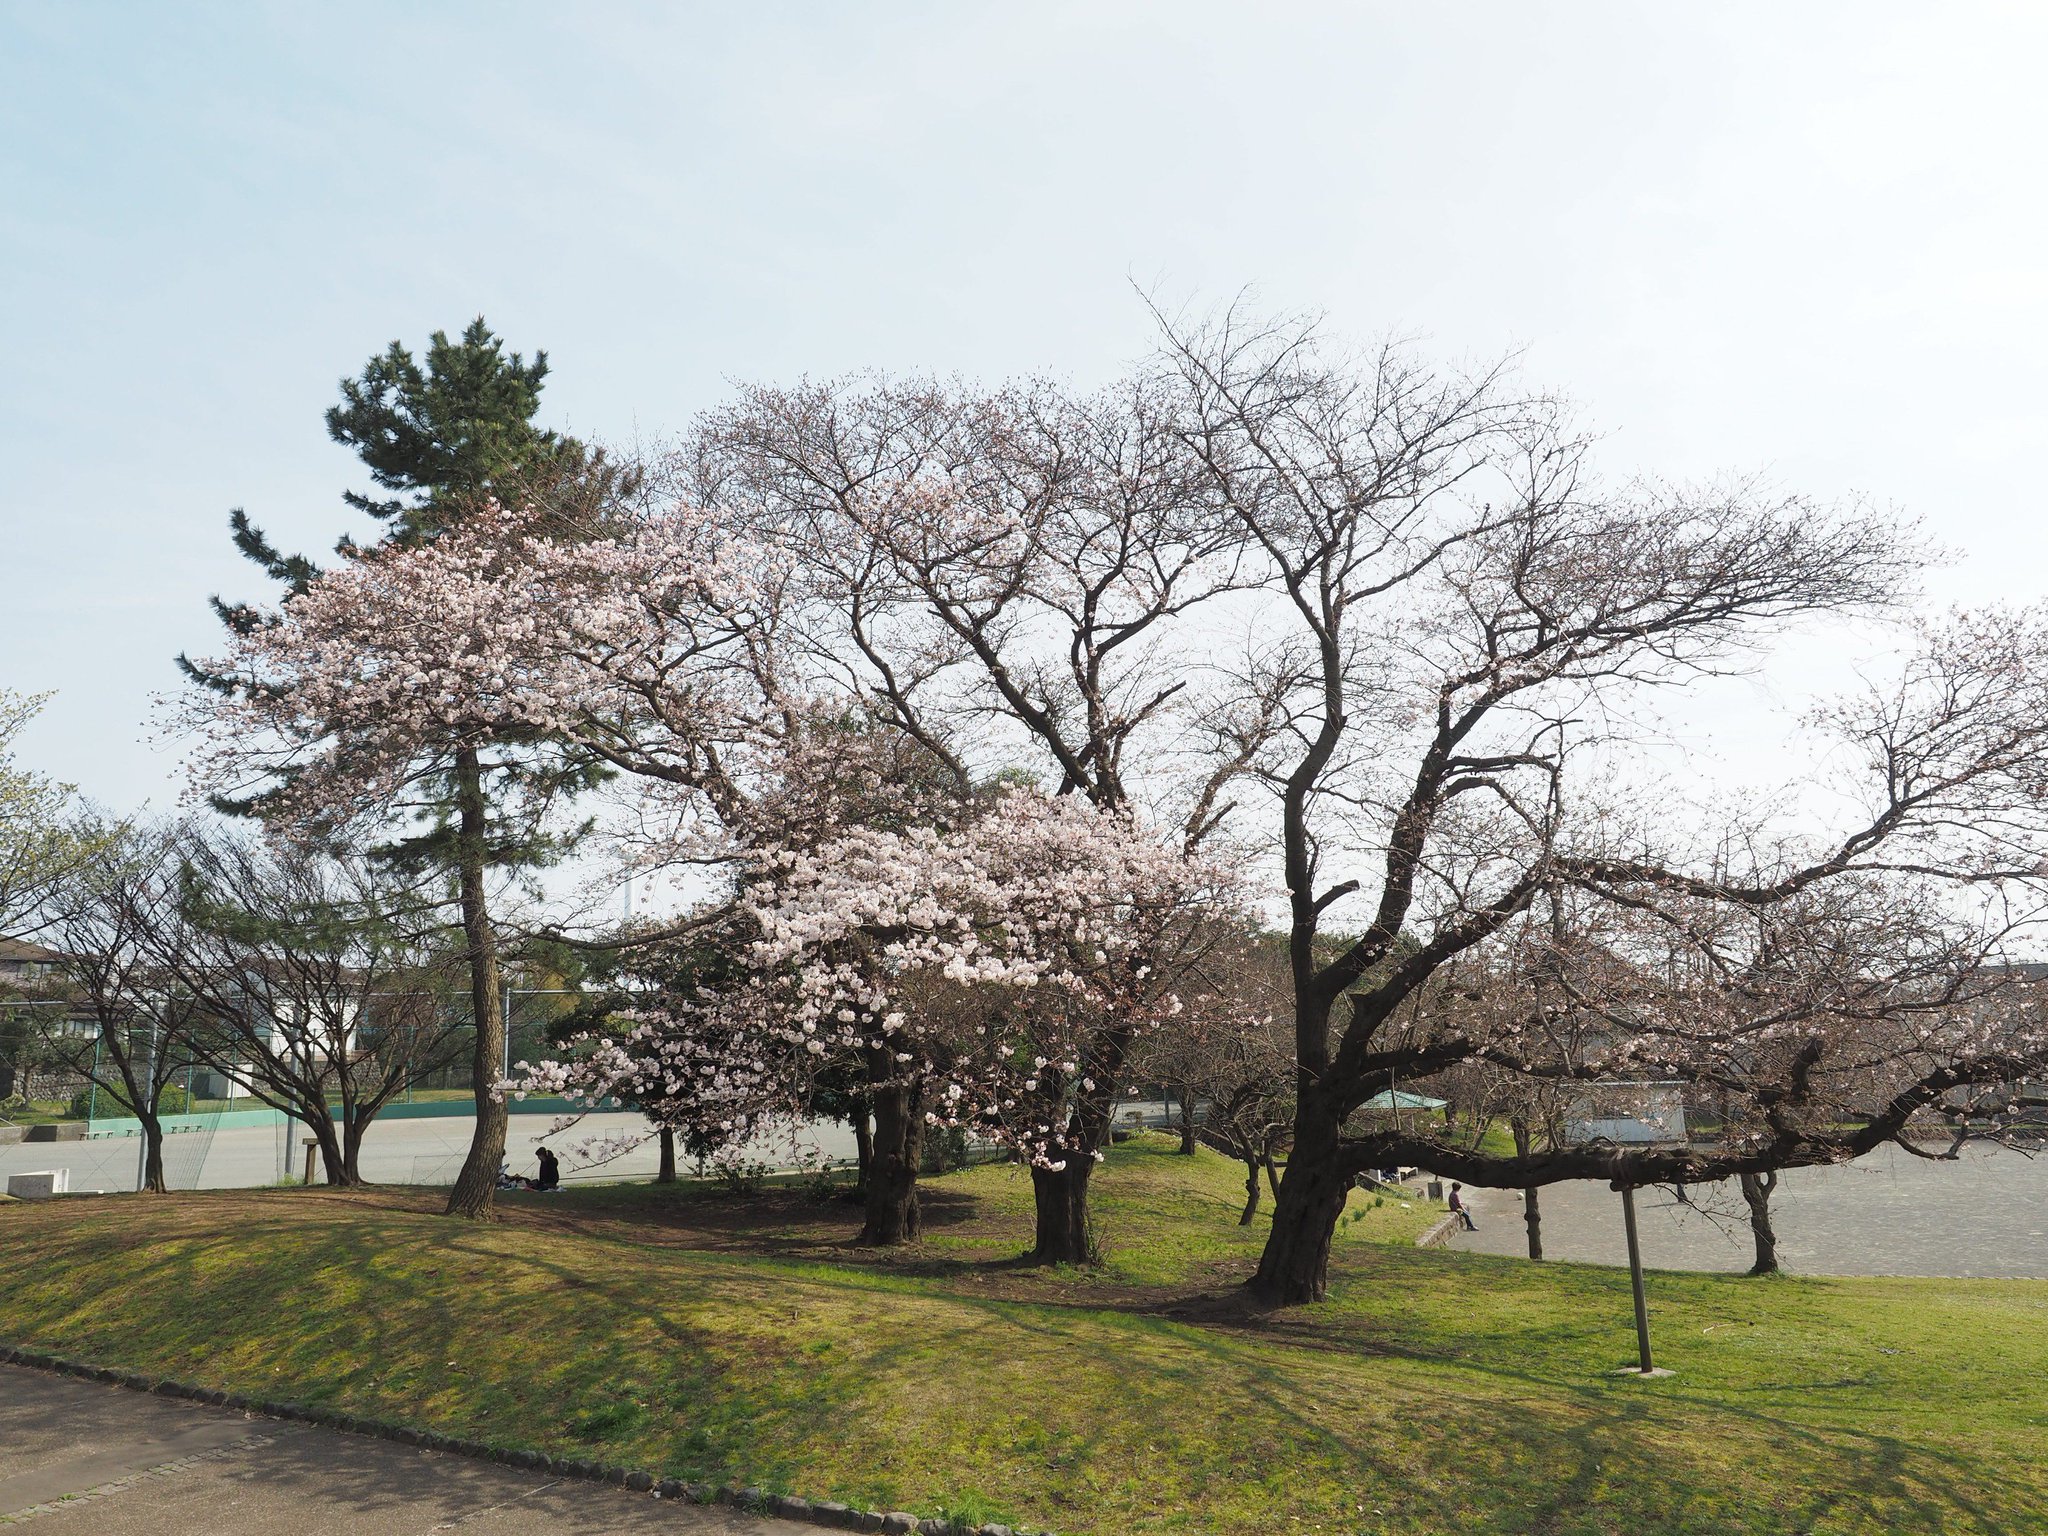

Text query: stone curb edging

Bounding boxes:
[1416,1212,1460,1247]
[0,1344,1044,1536]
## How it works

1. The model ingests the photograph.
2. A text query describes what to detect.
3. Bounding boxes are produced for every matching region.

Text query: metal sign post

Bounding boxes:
[1564,1081,1685,1379]
[1618,1183,1655,1374]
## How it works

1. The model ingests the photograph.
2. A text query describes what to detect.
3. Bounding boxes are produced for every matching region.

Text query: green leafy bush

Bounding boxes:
[68,1082,193,1121]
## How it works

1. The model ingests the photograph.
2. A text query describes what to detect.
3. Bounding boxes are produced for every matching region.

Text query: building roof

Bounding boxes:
[0,937,67,965]
[1358,1089,1449,1111]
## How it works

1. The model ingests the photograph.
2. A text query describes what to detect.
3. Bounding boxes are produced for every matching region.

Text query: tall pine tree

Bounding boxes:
[181,318,622,1217]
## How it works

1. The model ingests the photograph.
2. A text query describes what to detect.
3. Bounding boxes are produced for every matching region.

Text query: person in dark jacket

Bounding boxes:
[1448,1182,1476,1230]
[533,1147,561,1192]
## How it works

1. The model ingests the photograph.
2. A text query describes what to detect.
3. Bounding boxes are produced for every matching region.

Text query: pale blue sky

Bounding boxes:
[4,2,2045,810]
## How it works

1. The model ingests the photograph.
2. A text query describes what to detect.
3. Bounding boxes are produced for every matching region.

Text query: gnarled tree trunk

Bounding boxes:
[1741,1169,1780,1275]
[657,1126,677,1184]
[1248,1094,1350,1304]
[1023,1044,1129,1265]
[310,1115,351,1186]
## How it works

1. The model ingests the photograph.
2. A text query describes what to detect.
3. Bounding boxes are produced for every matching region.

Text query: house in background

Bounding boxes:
[0,937,68,990]
[1,937,78,1102]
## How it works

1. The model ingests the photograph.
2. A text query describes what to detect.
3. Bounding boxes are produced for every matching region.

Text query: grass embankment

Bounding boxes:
[2,1137,2043,1535]
[1,1097,76,1126]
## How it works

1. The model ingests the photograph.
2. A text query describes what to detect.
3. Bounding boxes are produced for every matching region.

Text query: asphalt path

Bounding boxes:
[1445,1140,2048,1277]
[0,1112,863,1196]
[0,1365,809,1534]
[0,1100,1189,1197]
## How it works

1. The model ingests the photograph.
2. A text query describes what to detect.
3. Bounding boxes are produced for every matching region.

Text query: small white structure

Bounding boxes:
[7,1170,69,1200]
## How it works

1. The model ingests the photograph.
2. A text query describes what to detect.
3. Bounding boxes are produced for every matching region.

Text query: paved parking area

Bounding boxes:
[0,1366,807,1534]
[1447,1141,2048,1277]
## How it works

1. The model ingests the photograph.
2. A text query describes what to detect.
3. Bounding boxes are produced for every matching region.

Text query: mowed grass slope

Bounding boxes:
[2,1137,2043,1535]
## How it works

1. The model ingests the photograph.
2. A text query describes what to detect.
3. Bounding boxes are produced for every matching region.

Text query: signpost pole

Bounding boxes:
[1620,1183,1654,1373]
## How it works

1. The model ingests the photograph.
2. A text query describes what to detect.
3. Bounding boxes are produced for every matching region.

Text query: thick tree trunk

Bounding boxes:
[445,748,507,1220]
[1177,1089,1197,1155]
[1248,1099,1350,1304]
[1029,1158,1097,1265]
[140,1117,166,1193]
[851,1107,873,1197]
[657,1126,677,1184]
[1512,1118,1542,1261]
[1022,1041,1128,1264]
[311,1115,351,1186]
[343,1113,367,1185]
[859,1078,924,1245]
[1741,1170,1780,1275]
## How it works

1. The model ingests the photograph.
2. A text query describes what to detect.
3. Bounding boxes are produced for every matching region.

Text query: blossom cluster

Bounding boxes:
[180,501,778,833]
[515,789,1239,1170]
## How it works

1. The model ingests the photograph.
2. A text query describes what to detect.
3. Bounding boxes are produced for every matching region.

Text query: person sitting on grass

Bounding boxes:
[532,1146,561,1192]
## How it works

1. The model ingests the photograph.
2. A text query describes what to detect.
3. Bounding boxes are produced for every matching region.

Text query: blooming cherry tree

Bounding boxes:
[179,498,780,1215]
[516,789,1240,1254]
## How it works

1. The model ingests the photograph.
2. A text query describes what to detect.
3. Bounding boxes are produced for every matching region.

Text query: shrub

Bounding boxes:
[67,1082,193,1121]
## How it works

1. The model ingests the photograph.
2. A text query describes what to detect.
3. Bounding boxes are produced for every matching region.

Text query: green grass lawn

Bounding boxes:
[1,1097,77,1126]
[1,1136,2041,1534]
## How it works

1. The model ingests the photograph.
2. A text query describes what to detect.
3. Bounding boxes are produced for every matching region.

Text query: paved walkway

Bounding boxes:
[0,1366,805,1534]
[1446,1141,2048,1277]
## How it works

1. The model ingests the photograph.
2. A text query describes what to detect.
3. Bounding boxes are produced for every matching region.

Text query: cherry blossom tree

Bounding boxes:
[178,321,629,1219]
[520,788,1239,1258]
[186,379,1275,1258]
[684,377,1280,1252]
[177,497,776,1214]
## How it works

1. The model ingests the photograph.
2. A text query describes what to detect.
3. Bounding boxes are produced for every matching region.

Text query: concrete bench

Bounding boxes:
[6,1170,69,1200]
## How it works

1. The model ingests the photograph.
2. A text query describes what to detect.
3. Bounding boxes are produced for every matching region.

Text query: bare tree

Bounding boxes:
[1154,302,2048,1304]
[30,821,205,1191]
[164,832,469,1185]
[1133,930,1295,1222]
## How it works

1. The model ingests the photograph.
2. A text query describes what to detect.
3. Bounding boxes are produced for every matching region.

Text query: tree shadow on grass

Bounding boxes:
[7,1189,2042,1533]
